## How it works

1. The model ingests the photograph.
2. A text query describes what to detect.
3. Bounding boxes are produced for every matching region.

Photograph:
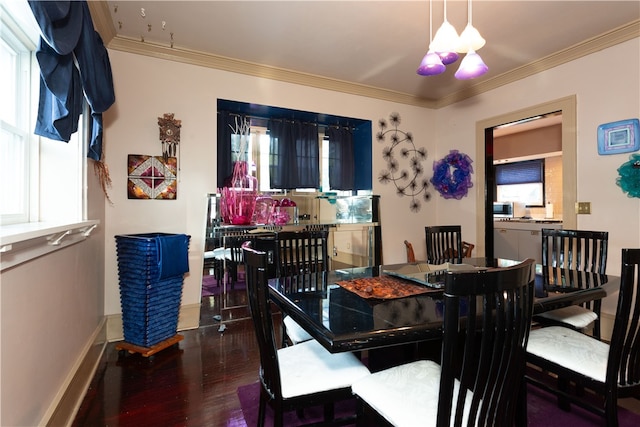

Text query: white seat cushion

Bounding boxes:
[277,339,370,399]
[527,326,609,383]
[351,360,473,427]
[535,305,598,329]
[283,315,313,344]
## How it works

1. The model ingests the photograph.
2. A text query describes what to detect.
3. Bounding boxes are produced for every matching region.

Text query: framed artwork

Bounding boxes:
[597,118,639,155]
[127,155,177,199]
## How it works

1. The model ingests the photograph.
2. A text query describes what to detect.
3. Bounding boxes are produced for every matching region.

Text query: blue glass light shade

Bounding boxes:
[454,50,488,79]
[417,50,446,76]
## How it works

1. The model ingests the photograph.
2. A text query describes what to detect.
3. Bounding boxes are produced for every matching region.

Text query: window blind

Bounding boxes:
[495,159,544,185]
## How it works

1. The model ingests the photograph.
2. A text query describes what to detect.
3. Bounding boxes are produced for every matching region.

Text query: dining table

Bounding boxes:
[268,257,619,357]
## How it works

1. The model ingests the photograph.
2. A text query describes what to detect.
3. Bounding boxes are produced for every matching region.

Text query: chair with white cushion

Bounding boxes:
[352,258,536,426]
[243,247,370,426]
[275,229,329,346]
[533,228,608,338]
[526,248,640,426]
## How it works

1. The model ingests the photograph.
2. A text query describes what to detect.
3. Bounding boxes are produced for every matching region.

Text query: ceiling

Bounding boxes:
[93,1,639,108]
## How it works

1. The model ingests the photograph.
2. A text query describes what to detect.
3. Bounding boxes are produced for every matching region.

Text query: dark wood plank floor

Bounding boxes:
[72,290,264,427]
[72,282,640,426]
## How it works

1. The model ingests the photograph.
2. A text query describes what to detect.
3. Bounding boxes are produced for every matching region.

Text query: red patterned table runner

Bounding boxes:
[336,275,442,300]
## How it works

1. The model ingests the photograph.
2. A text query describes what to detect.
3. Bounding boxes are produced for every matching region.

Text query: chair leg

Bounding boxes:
[258,394,267,427]
[557,376,571,411]
[605,395,619,427]
[516,378,528,426]
[323,402,335,421]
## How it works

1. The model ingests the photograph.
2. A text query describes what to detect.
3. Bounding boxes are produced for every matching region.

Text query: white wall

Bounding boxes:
[435,38,640,313]
[1,163,106,426]
[103,50,437,326]
[1,28,636,427]
[103,36,639,330]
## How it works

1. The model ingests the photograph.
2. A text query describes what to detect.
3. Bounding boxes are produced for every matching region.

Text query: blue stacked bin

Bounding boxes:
[115,233,190,348]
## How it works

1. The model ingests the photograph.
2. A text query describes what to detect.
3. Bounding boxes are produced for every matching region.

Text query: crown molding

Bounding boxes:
[88,0,638,110]
[435,20,639,108]
[106,36,437,109]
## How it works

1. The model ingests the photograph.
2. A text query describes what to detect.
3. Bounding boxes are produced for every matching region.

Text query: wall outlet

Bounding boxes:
[576,202,591,214]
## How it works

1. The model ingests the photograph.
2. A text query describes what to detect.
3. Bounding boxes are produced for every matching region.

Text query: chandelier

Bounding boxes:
[417,0,488,79]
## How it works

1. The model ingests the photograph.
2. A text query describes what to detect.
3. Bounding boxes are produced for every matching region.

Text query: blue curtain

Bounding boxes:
[28,0,115,161]
[268,119,319,189]
[326,126,354,190]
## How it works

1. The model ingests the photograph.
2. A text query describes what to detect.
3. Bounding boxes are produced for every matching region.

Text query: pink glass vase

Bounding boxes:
[220,161,258,225]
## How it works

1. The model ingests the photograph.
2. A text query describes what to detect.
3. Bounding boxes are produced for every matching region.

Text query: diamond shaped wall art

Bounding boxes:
[127,155,177,200]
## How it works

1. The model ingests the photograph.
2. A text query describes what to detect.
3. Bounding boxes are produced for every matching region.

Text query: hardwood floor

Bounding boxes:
[72,284,640,426]
[72,291,264,427]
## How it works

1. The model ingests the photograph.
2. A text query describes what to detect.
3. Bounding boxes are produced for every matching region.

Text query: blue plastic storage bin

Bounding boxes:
[115,233,190,347]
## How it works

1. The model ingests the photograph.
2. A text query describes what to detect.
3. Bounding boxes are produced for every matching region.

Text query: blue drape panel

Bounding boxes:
[326,126,355,190]
[268,119,319,189]
[28,0,115,161]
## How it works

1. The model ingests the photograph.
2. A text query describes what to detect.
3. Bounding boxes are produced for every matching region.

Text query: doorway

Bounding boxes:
[475,95,577,257]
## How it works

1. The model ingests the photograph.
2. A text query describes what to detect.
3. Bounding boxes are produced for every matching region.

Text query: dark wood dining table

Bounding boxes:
[268,257,620,354]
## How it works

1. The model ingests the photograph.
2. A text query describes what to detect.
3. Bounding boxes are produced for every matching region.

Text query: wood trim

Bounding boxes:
[87,1,639,109]
[43,319,108,427]
[475,95,577,256]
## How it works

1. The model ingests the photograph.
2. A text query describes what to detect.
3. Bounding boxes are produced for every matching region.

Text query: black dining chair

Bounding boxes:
[243,247,370,427]
[525,248,640,427]
[352,258,536,426]
[223,232,277,288]
[533,228,609,338]
[425,225,464,263]
[275,229,330,346]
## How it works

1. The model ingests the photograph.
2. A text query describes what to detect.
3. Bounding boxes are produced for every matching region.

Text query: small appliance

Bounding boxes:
[493,201,526,219]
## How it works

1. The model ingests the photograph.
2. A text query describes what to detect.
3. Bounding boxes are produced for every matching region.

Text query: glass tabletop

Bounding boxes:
[268,258,619,353]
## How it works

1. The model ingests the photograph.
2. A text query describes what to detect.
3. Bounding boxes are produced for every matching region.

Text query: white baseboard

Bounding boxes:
[42,303,202,427]
[106,303,201,341]
[42,319,108,427]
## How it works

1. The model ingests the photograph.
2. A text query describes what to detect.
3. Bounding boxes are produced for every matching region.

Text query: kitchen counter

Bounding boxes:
[494,219,562,231]
[494,220,562,263]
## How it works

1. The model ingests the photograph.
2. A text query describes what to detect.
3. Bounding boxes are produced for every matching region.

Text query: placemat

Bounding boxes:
[335,275,442,300]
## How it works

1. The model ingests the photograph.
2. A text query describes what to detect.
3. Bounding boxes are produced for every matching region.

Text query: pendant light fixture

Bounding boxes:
[417,0,488,80]
[417,0,445,76]
[455,0,488,79]
[457,0,485,53]
[430,0,459,65]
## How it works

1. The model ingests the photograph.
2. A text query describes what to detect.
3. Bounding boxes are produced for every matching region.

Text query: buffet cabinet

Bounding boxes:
[204,193,382,323]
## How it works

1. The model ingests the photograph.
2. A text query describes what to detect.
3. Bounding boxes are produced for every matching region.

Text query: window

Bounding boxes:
[217,99,372,195]
[235,126,355,195]
[1,2,85,227]
[495,159,545,206]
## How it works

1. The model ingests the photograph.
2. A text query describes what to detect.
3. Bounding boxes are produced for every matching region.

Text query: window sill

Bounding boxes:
[0,220,100,271]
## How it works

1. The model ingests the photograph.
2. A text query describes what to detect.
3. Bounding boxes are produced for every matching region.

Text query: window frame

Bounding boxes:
[495,159,546,207]
[0,2,96,271]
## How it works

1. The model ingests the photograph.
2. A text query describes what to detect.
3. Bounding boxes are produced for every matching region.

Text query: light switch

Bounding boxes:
[576,202,591,214]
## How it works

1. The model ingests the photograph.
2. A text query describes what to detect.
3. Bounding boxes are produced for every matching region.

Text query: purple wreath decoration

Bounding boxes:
[430,150,474,200]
